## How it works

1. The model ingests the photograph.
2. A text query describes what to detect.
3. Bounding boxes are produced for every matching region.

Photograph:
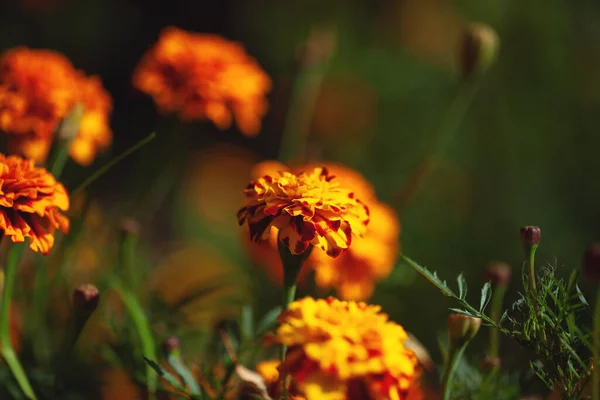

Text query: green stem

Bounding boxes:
[396,80,481,210]
[441,341,469,400]
[528,244,538,294]
[72,132,156,196]
[109,276,157,400]
[120,233,139,295]
[592,288,600,400]
[278,35,333,164]
[1,244,37,400]
[48,143,71,178]
[48,102,84,178]
[277,239,312,361]
[489,285,506,359]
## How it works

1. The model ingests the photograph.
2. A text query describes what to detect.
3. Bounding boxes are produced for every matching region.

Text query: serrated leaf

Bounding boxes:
[449,308,476,317]
[402,256,456,297]
[144,358,193,396]
[575,284,589,306]
[479,282,492,312]
[457,273,467,300]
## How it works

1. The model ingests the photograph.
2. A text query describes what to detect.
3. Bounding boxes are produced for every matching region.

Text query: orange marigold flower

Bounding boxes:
[0,154,69,254]
[255,360,305,400]
[311,201,400,300]
[0,47,112,165]
[133,26,271,137]
[275,297,419,400]
[238,167,369,258]
[243,161,397,299]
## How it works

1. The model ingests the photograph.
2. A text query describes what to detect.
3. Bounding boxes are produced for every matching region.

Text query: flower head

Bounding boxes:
[312,201,400,300]
[274,297,419,400]
[238,167,370,258]
[244,161,397,299]
[0,154,69,253]
[133,26,271,136]
[0,47,112,165]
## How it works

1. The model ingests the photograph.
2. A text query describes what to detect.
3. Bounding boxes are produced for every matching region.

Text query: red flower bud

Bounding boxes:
[73,284,100,313]
[520,226,541,247]
[583,243,600,284]
[485,261,512,287]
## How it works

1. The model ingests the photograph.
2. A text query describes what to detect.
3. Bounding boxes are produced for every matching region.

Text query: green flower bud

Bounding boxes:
[460,23,500,79]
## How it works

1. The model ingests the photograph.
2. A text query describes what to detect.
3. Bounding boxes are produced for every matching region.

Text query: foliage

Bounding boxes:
[403,255,593,399]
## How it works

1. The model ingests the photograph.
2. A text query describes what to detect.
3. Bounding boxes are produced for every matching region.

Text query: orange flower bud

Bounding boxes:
[447,313,481,346]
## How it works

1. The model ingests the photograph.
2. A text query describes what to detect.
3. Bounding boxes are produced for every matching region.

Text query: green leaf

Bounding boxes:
[168,354,203,396]
[479,282,492,312]
[256,306,282,335]
[241,305,254,343]
[144,358,193,396]
[575,284,589,306]
[457,273,467,300]
[402,256,456,297]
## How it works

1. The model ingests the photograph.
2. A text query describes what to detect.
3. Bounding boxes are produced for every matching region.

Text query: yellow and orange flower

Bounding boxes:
[238,166,369,258]
[0,47,112,165]
[133,26,271,137]
[274,297,420,400]
[255,359,305,400]
[244,160,399,300]
[0,154,69,254]
[311,201,400,300]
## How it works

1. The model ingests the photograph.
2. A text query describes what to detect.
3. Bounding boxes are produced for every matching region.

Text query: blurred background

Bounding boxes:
[2,0,600,371]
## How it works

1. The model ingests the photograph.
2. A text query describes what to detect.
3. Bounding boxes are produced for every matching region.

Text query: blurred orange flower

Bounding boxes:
[274,296,420,400]
[147,244,250,329]
[238,166,369,258]
[133,26,271,136]
[0,154,69,254]
[312,201,400,300]
[243,161,399,300]
[0,47,112,165]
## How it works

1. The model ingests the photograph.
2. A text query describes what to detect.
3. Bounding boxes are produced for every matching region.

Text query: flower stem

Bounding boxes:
[395,79,481,211]
[488,285,506,359]
[593,287,600,400]
[72,132,156,196]
[527,244,538,294]
[277,239,312,361]
[441,341,469,400]
[109,276,157,400]
[1,244,37,400]
[278,28,334,164]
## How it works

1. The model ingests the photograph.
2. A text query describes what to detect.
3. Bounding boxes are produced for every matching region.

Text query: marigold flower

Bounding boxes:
[312,201,400,300]
[238,167,370,258]
[133,26,271,137]
[0,47,112,165]
[255,359,305,400]
[243,161,397,299]
[274,297,419,400]
[0,154,69,254]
